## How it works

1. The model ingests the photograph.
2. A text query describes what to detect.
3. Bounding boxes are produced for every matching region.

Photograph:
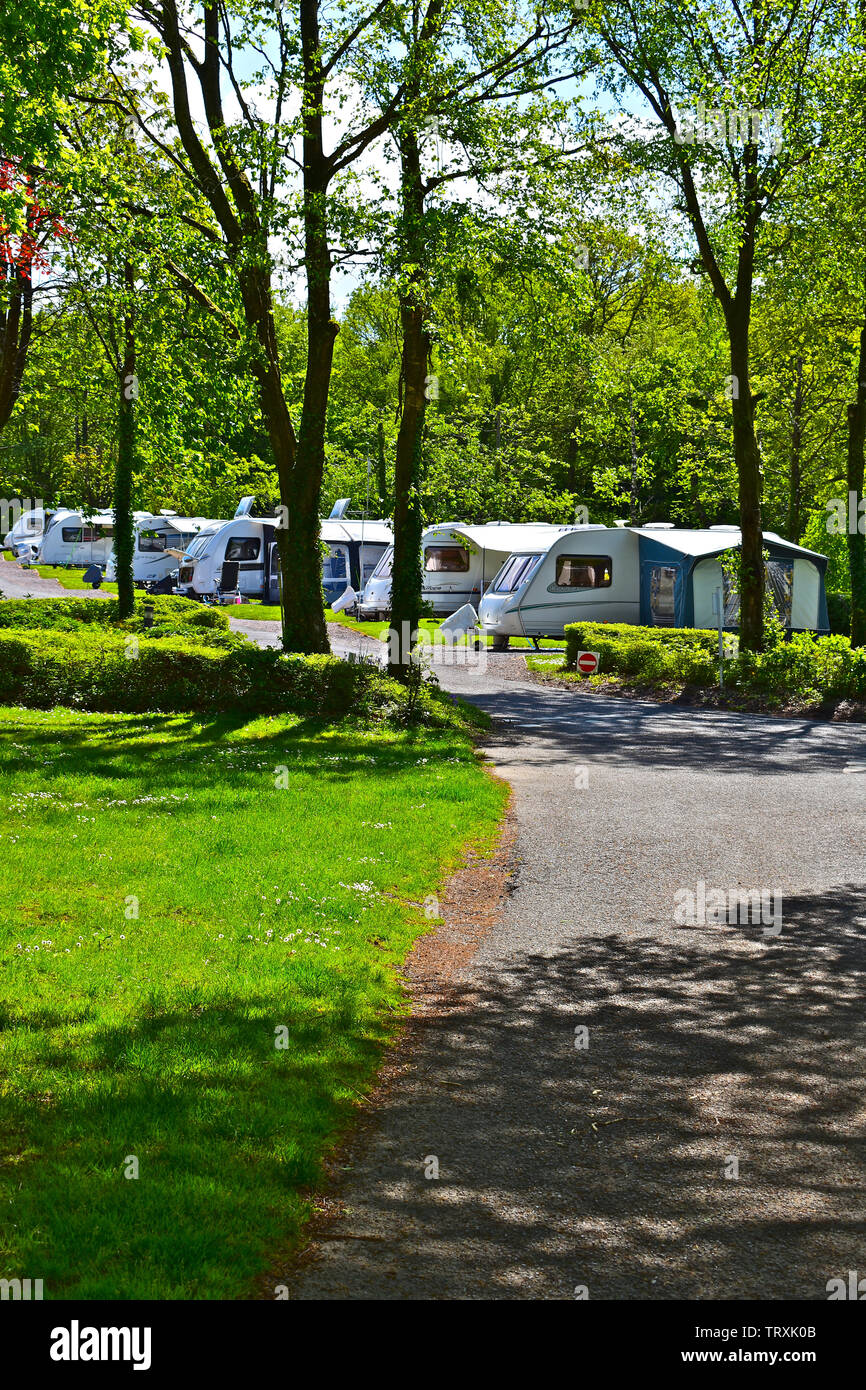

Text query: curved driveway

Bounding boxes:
[289,648,866,1300]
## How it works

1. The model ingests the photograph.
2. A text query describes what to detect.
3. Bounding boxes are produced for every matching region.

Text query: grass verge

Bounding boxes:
[33,565,119,593]
[0,705,506,1298]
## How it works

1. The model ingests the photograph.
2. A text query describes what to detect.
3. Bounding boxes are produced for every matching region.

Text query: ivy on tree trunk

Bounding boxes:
[114,258,135,620]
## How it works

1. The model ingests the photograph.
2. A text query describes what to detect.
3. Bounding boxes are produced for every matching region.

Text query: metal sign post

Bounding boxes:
[712,587,724,689]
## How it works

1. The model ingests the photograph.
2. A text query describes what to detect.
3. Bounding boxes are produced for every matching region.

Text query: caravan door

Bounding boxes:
[223,531,265,597]
[323,544,350,607]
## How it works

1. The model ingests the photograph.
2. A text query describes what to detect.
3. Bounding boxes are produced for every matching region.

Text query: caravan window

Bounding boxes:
[60,524,111,544]
[323,547,348,581]
[555,555,612,588]
[225,536,260,562]
[424,545,470,572]
[138,530,166,552]
[370,548,393,580]
[490,554,543,593]
[185,531,214,559]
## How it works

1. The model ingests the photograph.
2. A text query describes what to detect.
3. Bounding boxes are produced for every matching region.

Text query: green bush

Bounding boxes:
[563,619,866,701]
[728,632,866,700]
[564,622,718,684]
[0,626,443,722]
[0,595,230,634]
[827,592,852,637]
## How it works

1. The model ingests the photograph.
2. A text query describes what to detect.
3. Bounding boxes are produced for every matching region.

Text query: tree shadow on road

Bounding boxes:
[467,685,865,776]
[293,882,866,1300]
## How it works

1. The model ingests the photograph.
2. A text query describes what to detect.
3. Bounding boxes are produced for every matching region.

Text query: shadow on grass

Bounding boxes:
[0,710,447,788]
[1,981,397,1299]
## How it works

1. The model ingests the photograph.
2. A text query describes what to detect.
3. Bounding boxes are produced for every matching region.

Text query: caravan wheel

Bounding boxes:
[491,635,510,652]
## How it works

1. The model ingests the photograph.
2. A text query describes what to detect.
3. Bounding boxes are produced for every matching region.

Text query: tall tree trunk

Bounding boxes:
[847,309,866,648]
[727,300,764,651]
[114,259,136,619]
[0,263,33,432]
[275,0,337,655]
[389,129,429,676]
[787,354,804,541]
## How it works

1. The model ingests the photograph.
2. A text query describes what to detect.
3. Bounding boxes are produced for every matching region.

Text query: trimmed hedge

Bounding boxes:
[564,621,718,684]
[563,620,866,700]
[0,594,230,633]
[0,626,425,720]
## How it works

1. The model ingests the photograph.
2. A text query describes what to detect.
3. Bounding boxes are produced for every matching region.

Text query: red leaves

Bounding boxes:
[0,157,68,280]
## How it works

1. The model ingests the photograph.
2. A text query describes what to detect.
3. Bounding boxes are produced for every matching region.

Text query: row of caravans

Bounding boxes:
[4,507,140,568]
[3,502,395,607]
[359,521,830,641]
[4,504,830,637]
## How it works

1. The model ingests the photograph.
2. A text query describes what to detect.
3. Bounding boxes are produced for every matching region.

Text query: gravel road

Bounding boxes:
[286,649,866,1300]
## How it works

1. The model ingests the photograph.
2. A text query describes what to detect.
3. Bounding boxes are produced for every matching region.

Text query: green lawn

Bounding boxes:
[0,705,505,1299]
[33,564,119,594]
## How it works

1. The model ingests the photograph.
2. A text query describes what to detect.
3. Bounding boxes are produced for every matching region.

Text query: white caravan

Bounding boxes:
[174,510,394,604]
[175,515,276,600]
[478,523,830,645]
[35,510,124,568]
[357,544,393,619]
[321,519,393,608]
[420,523,579,617]
[105,514,217,586]
[3,506,50,559]
[357,523,582,620]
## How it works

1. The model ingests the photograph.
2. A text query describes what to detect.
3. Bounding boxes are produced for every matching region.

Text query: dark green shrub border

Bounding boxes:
[0,626,444,722]
[563,620,866,700]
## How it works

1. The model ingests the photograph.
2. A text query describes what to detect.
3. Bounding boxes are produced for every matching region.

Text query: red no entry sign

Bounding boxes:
[576,649,600,675]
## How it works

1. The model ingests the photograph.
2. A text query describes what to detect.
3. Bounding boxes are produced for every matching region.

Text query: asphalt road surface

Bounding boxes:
[289,647,866,1300]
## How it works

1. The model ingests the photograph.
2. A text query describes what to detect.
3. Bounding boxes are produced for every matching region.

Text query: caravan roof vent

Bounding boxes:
[642,522,675,530]
[234,496,256,518]
[708,524,740,531]
[329,498,351,519]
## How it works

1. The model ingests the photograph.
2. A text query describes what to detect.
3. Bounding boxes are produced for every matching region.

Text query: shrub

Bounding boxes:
[0,594,230,634]
[727,631,866,700]
[562,619,866,701]
[564,622,718,685]
[827,592,852,637]
[0,626,446,723]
